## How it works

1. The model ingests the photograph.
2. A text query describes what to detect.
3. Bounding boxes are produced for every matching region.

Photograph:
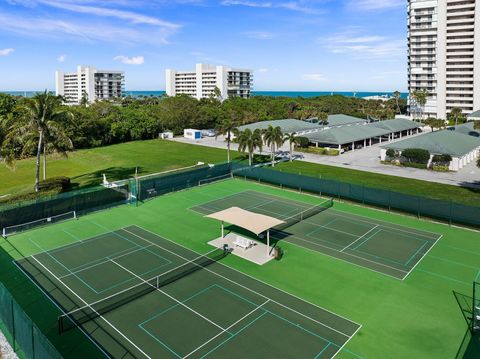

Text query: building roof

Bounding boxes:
[370,119,422,132]
[326,114,366,127]
[205,207,284,235]
[381,130,480,157]
[237,119,321,133]
[304,119,421,146]
[305,124,390,145]
[467,110,480,119]
[447,122,480,137]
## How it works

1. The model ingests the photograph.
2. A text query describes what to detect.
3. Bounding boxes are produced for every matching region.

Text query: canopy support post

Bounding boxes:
[221,221,224,238]
[267,230,270,257]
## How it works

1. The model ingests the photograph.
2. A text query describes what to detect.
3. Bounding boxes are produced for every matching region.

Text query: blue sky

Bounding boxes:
[0,0,406,91]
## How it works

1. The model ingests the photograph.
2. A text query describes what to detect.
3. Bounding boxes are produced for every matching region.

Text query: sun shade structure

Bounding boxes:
[205,207,285,256]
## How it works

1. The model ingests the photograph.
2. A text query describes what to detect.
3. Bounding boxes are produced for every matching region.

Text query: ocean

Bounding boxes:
[1,90,408,99]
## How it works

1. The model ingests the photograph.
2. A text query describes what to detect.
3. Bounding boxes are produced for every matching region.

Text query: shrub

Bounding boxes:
[432,165,449,172]
[38,176,71,192]
[296,136,310,148]
[440,154,452,163]
[386,148,396,158]
[432,154,452,165]
[401,148,430,164]
[402,162,428,169]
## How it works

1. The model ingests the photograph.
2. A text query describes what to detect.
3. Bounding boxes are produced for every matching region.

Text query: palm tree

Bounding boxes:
[3,91,73,192]
[215,118,236,163]
[393,90,401,114]
[284,132,299,162]
[449,107,464,126]
[234,128,262,166]
[263,125,284,167]
[412,90,428,120]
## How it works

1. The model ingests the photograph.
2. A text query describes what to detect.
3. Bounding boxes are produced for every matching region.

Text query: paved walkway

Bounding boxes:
[171,135,480,188]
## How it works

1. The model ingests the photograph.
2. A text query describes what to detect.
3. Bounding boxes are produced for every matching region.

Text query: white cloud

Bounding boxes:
[0,13,176,45]
[0,48,14,56]
[114,55,145,65]
[302,73,326,81]
[322,29,405,60]
[257,68,269,73]
[221,0,323,14]
[348,0,404,11]
[57,54,66,62]
[244,31,274,40]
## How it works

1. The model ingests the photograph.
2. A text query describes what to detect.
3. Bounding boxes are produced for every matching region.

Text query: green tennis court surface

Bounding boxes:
[15,225,360,359]
[191,190,442,280]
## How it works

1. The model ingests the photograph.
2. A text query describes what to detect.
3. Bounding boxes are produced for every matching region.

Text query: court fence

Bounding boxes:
[137,162,234,201]
[0,185,131,235]
[231,164,480,228]
[0,282,62,359]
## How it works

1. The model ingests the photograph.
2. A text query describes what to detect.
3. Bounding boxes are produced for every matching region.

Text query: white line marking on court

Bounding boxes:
[109,259,227,332]
[122,227,357,338]
[183,299,271,359]
[12,260,114,359]
[62,248,222,318]
[331,323,363,359]
[273,231,409,279]
[58,244,154,279]
[403,235,443,281]
[304,219,362,238]
[30,256,152,359]
[340,225,380,252]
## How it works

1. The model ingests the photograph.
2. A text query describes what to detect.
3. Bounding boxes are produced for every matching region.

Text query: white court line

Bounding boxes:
[276,231,409,276]
[62,248,222,319]
[403,235,444,281]
[110,259,227,332]
[30,256,152,359]
[329,209,442,240]
[12,260,113,359]
[122,227,356,339]
[58,244,154,279]
[340,225,380,252]
[182,300,270,358]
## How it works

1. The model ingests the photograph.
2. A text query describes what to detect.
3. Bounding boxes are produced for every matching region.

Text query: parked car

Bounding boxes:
[201,129,216,137]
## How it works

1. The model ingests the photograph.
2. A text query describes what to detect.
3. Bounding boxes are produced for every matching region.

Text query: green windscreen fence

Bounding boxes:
[137,162,234,201]
[232,164,480,228]
[0,185,130,234]
[0,282,62,359]
[474,282,480,333]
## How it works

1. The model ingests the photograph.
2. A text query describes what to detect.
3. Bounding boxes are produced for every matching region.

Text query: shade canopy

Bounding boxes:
[205,207,285,235]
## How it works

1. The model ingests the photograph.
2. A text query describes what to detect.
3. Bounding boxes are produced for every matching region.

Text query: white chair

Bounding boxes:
[233,235,253,251]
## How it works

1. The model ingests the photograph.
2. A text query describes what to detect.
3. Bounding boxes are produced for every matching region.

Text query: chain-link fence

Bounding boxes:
[232,164,480,228]
[0,282,62,359]
[0,185,131,235]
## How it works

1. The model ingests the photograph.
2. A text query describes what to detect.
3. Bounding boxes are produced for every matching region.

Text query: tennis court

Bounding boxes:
[191,190,442,280]
[15,225,360,359]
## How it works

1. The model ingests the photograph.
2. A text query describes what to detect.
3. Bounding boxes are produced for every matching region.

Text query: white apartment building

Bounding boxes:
[55,66,125,105]
[165,63,253,100]
[408,0,480,119]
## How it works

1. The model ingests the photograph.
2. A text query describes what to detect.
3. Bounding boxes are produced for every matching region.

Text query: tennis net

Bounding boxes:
[2,211,77,238]
[58,247,229,333]
[274,198,333,232]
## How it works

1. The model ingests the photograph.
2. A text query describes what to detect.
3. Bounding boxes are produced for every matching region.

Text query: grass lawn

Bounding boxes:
[1,139,479,207]
[276,160,480,206]
[2,178,479,358]
[0,139,236,196]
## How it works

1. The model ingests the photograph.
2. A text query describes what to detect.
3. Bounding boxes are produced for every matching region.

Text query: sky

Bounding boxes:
[0,0,407,91]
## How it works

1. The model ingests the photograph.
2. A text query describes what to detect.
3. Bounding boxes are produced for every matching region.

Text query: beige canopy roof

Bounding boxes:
[205,207,285,235]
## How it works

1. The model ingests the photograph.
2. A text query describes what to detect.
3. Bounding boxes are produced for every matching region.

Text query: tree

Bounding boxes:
[411,90,428,120]
[234,128,262,166]
[80,91,89,107]
[284,132,299,162]
[215,118,237,163]
[402,148,430,164]
[2,91,73,192]
[424,117,445,132]
[263,125,284,167]
[393,90,401,114]
[448,107,465,126]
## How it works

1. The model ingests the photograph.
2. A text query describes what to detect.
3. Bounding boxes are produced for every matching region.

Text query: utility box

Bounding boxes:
[184,129,202,140]
[159,132,174,139]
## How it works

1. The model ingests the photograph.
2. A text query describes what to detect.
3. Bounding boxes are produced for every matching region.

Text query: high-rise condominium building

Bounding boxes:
[165,63,253,100]
[55,66,125,105]
[408,0,479,119]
